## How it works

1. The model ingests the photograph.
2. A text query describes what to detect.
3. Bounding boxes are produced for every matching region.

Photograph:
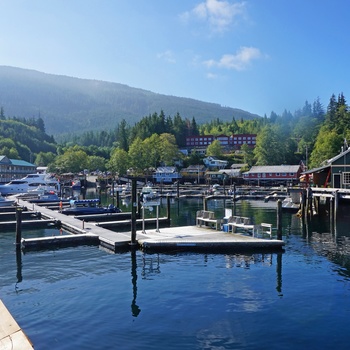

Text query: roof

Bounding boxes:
[323,147,350,166]
[9,159,36,167]
[244,165,301,174]
[155,167,178,173]
[303,147,350,175]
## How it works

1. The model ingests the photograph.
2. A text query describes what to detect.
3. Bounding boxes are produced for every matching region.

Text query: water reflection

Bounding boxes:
[131,250,141,317]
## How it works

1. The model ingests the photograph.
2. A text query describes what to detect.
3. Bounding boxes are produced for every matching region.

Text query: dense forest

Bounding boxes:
[0,92,349,176]
[0,66,259,136]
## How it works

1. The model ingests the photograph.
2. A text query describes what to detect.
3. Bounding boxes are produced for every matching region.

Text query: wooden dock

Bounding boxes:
[0,299,33,349]
[12,197,284,253]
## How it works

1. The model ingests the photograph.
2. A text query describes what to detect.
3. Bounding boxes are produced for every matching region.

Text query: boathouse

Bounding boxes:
[302,147,350,188]
[153,166,181,183]
[180,165,206,184]
[0,156,37,183]
[243,164,304,186]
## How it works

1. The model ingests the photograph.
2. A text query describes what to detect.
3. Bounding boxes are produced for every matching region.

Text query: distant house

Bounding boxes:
[303,147,350,188]
[243,164,304,186]
[0,156,37,183]
[203,156,228,169]
[153,167,181,183]
[180,165,207,184]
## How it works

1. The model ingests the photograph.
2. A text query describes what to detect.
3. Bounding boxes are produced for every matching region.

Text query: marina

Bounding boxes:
[1,192,350,349]
[8,195,284,253]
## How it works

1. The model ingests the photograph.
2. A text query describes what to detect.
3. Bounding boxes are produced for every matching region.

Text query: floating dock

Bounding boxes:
[8,196,285,253]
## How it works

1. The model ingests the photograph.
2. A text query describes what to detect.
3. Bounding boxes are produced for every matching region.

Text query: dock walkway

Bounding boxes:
[14,197,284,252]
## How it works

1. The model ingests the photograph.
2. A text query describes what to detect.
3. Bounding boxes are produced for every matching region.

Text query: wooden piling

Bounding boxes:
[277,199,282,240]
[203,196,208,211]
[116,190,120,208]
[166,195,171,222]
[131,178,137,245]
[15,208,23,249]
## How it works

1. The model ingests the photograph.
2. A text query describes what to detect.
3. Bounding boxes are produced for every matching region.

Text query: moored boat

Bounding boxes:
[61,199,122,215]
[0,173,60,195]
[0,193,15,207]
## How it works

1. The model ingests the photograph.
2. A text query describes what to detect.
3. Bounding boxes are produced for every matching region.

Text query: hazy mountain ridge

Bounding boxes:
[0,66,261,136]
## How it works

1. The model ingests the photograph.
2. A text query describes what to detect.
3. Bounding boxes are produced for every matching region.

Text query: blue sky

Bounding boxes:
[1,0,350,117]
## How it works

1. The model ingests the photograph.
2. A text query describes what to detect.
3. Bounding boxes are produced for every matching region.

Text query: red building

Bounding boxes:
[229,134,256,149]
[243,164,304,185]
[185,134,256,150]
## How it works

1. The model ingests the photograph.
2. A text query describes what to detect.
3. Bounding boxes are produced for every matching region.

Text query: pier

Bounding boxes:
[5,196,284,253]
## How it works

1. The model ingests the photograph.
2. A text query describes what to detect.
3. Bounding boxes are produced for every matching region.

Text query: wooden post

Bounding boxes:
[131,177,137,246]
[307,187,313,218]
[166,195,171,223]
[334,191,339,222]
[116,190,120,208]
[301,189,306,220]
[177,180,180,198]
[329,197,334,234]
[112,178,115,206]
[203,196,208,211]
[15,208,22,249]
[277,199,282,240]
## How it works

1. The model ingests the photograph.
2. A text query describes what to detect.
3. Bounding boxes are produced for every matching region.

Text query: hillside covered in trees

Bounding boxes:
[0,66,259,136]
[1,92,349,176]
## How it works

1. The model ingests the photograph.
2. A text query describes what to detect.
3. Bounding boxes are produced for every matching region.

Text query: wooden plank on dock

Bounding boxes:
[0,299,33,349]
[137,226,285,252]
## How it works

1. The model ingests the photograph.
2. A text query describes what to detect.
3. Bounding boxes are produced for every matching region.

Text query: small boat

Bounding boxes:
[0,193,15,207]
[62,199,122,215]
[140,186,160,207]
[28,190,70,204]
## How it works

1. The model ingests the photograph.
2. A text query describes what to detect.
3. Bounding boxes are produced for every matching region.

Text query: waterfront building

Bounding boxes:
[303,146,350,188]
[0,155,37,183]
[180,165,207,184]
[153,167,181,183]
[243,164,304,186]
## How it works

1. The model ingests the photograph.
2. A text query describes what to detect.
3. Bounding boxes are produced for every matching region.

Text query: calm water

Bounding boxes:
[1,195,350,349]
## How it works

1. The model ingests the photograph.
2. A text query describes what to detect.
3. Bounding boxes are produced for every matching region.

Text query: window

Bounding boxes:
[343,172,350,184]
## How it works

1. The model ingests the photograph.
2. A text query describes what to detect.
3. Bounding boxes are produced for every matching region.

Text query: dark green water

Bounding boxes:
[1,196,350,349]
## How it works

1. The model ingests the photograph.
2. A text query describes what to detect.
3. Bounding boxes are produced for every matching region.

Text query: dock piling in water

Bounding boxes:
[15,208,22,249]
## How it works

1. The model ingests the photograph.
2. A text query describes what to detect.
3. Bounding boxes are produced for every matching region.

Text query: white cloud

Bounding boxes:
[157,50,176,64]
[206,72,218,79]
[204,46,263,71]
[182,0,246,33]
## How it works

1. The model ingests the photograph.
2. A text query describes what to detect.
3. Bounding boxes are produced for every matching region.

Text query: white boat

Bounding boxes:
[0,193,15,207]
[0,173,60,195]
[140,186,160,206]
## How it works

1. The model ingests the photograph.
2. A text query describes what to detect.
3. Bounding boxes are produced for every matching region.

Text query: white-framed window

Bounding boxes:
[343,172,350,184]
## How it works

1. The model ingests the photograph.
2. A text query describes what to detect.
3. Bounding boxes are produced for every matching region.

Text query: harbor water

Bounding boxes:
[1,195,350,349]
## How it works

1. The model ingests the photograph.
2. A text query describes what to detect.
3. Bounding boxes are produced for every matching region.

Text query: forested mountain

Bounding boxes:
[0,66,260,136]
[0,115,56,161]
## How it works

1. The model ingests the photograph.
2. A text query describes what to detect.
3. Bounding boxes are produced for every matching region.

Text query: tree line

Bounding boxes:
[1,93,349,176]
